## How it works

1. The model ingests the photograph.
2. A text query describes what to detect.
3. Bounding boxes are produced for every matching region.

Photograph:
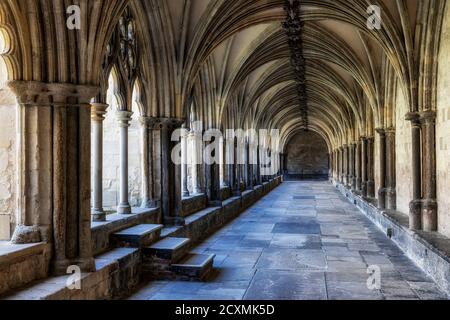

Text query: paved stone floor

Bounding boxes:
[129,181,448,300]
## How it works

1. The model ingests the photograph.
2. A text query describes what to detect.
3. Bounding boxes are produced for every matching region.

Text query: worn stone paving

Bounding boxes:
[129,181,448,300]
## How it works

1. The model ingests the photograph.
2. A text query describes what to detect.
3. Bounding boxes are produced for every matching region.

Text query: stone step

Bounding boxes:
[170,253,215,280]
[4,248,140,300]
[143,237,191,263]
[111,224,163,248]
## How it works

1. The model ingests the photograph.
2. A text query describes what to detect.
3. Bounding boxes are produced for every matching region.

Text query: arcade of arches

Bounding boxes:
[0,0,450,300]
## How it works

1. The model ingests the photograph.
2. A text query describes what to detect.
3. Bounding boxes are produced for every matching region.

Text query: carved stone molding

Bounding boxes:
[91,103,109,122]
[150,117,185,130]
[116,110,133,127]
[8,81,99,106]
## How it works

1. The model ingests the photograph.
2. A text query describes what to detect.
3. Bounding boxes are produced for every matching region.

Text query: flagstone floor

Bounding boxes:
[129,181,448,300]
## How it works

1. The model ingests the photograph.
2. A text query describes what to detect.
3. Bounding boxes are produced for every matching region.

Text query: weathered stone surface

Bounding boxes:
[11,225,41,244]
[285,131,329,179]
[129,181,446,301]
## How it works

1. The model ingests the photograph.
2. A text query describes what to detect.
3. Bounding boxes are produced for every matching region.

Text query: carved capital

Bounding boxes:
[405,112,421,125]
[8,81,99,106]
[91,103,109,122]
[151,117,185,131]
[375,127,385,136]
[116,110,133,127]
[385,127,396,136]
[420,110,436,125]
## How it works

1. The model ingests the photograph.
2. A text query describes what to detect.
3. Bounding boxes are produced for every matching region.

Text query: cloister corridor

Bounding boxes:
[2,0,450,304]
[129,181,447,300]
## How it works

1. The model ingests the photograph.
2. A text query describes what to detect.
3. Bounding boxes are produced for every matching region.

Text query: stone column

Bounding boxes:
[91,103,108,221]
[344,144,349,186]
[355,141,362,192]
[367,137,375,198]
[339,147,344,183]
[248,140,254,189]
[116,110,133,214]
[406,112,422,230]
[385,127,397,210]
[157,118,184,225]
[421,111,438,232]
[350,143,357,190]
[243,140,249,189]
[376,128,386,210]
[219,136,227,188]
[234,138,242,195]
[181,123,190,198]
[361,137,368,197]
[139,117,157,208]
[190,126,203,195]
[256,146,262,185]
[330,150,335,181]
[9,81,96,274]
[336,147,342,183]
[225,132,235,189]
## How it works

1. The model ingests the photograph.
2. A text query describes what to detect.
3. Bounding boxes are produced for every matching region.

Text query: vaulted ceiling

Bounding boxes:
[0,0,445,151]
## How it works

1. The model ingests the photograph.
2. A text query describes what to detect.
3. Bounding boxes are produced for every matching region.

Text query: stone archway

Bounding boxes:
[285,131,329,180]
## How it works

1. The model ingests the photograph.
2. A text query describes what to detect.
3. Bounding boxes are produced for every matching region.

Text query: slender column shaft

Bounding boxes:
[356,141,362,192]
[421,111,437,232]
[350,144,356,190]
[181,124,190,197]
[220,136,227,188]
[340,147,345,184]
[386,128,397,210]
[91,103,108,221]
[406,113,422,230]
[226,133,234,188]
[116,111,133,214]
[361,137,368,197]
[367,137,375,197]
[376,129,386,209]
[191,129,202,194]
[344,145,350,185]
[234,139,242,195]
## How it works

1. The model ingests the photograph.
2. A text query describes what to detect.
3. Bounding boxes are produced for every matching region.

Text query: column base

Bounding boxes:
[117,203,132,214]
[182,191,190,198]
[361,182,368,198]
[422,199,438,232]
[208,200,223,207]
[409,200,422,230]
[163,216,185,226]
[386,188,397,210]
[367,180,375,198]
[141,199,158,209]
[91,208,106,222]
[377,188,386,210]
[52,257,96,276]
[11,225,42,244]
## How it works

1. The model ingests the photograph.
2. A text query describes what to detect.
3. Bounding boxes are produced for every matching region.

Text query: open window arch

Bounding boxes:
[0,27,17,240]
[127,79,144,206]
[101,67,123,210]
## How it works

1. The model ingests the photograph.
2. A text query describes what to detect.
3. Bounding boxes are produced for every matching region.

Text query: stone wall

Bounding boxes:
[395,81,413,215]
[0,86,16,240]
[285,131,329,178]
[437,3,450,238]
